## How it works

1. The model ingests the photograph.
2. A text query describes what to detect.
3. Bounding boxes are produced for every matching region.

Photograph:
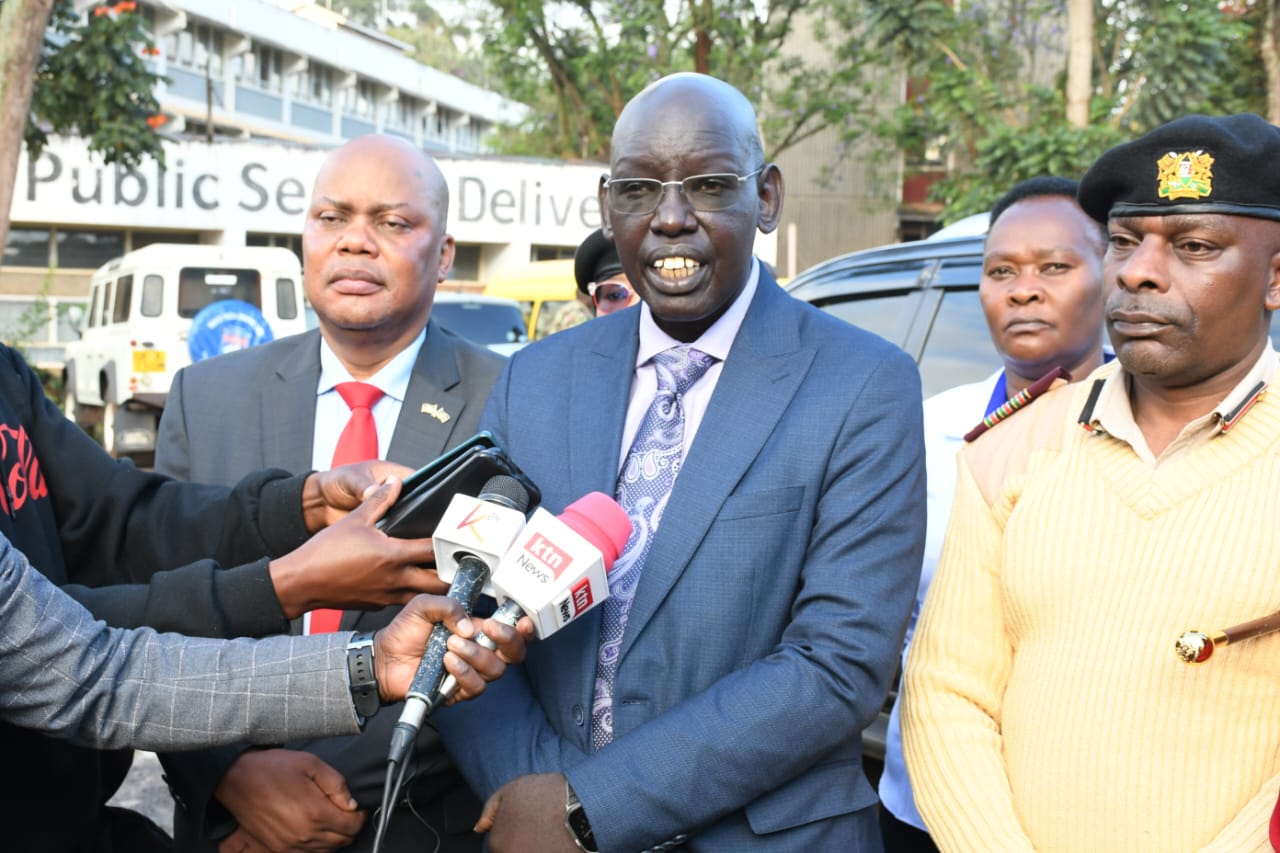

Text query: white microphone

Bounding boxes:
[428,491,631,707]
[387,475,531,767]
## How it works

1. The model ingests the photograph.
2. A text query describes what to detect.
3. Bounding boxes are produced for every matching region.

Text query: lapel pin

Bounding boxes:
[420,402,451,424]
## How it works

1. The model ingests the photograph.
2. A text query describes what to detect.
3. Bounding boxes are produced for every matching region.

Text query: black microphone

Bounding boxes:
[386,474,531,768]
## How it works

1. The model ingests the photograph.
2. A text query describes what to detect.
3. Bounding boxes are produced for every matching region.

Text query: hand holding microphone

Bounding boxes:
[429,491,632,708]
[388,475,531,768]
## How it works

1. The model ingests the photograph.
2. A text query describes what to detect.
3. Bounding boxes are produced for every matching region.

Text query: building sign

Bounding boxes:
[13,138,605,245]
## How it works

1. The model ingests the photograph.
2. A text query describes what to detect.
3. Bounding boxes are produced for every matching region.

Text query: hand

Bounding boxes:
[476,773,580,853]
[217,827,270,853]
[269,478,448,618]
[374,595,534,703]
[213,750,366,852]
[301,461,415,532]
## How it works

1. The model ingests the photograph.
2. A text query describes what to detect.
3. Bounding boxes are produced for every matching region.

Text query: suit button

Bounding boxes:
[572,704,584,725]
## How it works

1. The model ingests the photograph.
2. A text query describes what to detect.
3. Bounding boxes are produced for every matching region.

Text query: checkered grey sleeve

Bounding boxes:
[0,534,361,750]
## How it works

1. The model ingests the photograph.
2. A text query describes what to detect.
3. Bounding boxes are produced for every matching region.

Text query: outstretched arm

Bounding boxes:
[1,534,528,751]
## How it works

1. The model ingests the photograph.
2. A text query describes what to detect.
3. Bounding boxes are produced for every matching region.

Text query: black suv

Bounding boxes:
[784,229,995,765]
[785,231,996,400]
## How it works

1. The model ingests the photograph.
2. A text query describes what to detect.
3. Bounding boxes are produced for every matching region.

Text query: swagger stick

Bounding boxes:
[1175,611,1280,663]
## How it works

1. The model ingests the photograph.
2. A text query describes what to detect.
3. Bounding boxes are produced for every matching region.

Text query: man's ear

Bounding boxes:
[1265,249,1280,314]
[436,235,456,283]
[755,163,784,235]
[598,177,614,239]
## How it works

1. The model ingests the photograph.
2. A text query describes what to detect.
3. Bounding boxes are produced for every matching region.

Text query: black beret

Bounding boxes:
[1078,113,1280,224]
[573,228,623,295]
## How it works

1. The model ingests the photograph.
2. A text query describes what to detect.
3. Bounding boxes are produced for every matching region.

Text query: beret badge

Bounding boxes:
[1157,150,1214,201]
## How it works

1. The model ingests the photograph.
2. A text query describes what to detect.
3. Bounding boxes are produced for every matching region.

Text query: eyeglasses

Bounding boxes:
[603,167,765,215]
[588,281,634,313]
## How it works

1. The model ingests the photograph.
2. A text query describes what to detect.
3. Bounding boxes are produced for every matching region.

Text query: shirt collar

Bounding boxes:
[634,258,759,366]
[1082,338,1277,439]
[317,326,426,401]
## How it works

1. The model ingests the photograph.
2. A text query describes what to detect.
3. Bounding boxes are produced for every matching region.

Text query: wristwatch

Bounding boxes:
[565,780,598,852]
[346,630,380,725]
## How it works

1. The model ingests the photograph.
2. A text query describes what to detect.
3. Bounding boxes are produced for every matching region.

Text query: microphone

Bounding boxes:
[387,475,531,767]
[428,491,631,708]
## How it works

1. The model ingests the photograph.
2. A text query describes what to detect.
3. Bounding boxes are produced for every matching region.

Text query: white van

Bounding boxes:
[62,244,306,459]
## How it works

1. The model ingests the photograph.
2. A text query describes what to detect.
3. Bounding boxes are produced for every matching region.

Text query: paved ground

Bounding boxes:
[108,751,174,836]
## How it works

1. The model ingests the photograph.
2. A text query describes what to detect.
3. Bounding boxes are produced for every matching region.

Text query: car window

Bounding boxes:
[112,275,133,324]
[177,268,263,318]
[813,290,923,345]
[140,274,163,317]
[86,286,101,329]
[276,278,299,320]
[433,301,528,345]
[916,288,1000,398]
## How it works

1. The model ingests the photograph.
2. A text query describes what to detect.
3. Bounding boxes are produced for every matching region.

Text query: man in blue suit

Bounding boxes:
[436,72,925,851]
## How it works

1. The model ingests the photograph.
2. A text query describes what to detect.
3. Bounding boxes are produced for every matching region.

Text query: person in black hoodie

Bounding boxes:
[0,344,460,852]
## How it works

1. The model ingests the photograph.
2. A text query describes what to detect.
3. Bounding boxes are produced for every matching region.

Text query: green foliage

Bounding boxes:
[25,0,166,168]
[864,0,1256,220]
[471,0,1262,221]
[474,0,851,162]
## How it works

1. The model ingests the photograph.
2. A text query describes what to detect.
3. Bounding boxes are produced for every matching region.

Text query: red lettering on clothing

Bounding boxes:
[0,424,48,514]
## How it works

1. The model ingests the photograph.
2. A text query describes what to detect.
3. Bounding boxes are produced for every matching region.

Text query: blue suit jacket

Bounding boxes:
[436,269,925,850]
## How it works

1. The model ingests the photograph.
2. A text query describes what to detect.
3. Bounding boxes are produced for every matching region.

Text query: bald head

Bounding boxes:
[314,135,450,230]
[601,73,782,342]
[303,134,457,375]
[613,73,764,171]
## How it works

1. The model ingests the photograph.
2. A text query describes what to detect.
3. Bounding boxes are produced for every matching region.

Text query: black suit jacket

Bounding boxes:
[155,322,505,852]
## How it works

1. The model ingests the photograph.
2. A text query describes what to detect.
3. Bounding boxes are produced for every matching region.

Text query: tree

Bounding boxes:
[0,0,165,258]
[468,0,876,162]
[863,0,1258,219]
[472,0,1267,222]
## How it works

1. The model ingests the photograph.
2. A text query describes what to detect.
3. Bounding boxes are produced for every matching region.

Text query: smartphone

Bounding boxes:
[376,433,540,538]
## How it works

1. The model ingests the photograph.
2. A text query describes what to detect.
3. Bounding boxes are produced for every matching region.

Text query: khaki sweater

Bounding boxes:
[903,367,1280,853]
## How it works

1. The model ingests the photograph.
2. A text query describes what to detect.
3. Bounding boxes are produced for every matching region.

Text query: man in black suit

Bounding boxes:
[157,134,505,853]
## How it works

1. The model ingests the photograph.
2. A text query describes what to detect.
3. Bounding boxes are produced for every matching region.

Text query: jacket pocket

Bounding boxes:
[718,485,804,521]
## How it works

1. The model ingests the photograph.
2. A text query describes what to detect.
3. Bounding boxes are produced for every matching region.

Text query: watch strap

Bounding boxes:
[565,779,598,852]
[346,630,380,724]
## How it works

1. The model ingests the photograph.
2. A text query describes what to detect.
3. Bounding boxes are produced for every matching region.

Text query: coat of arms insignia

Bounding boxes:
[1157,150,1214,201]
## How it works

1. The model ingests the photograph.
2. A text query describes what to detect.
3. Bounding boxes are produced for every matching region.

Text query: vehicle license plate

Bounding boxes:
[132,350,166,372]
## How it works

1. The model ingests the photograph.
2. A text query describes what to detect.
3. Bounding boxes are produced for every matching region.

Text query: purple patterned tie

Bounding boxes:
[591,346,716,749]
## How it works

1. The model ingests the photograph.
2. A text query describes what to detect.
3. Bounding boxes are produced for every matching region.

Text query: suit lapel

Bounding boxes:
[563,313,640,686]
[261,331,322,474]
[570,316,640,495]
[618,276,814,665]
[386,321,469,469]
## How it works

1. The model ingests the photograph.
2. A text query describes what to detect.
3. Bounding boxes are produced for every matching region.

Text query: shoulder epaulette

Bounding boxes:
[964,366,1071,443]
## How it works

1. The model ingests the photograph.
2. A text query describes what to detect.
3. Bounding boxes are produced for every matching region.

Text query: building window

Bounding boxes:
[449,245,480,281]
[131,231,201,251]
[389,96,415,130]
[247,233,301,263]
[165,20,224,76]
[532,245,574,261]
[3,228,52,267]
[342,79,376,118]
[236,43,284,93]
[293,63,333,106]
[55,229,125,270]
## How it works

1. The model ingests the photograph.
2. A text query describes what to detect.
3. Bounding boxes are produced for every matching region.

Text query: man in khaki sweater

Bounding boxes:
[903,112,1280,852]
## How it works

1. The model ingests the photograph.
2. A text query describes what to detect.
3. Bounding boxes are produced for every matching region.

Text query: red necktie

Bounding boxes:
[308,381,385,634]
